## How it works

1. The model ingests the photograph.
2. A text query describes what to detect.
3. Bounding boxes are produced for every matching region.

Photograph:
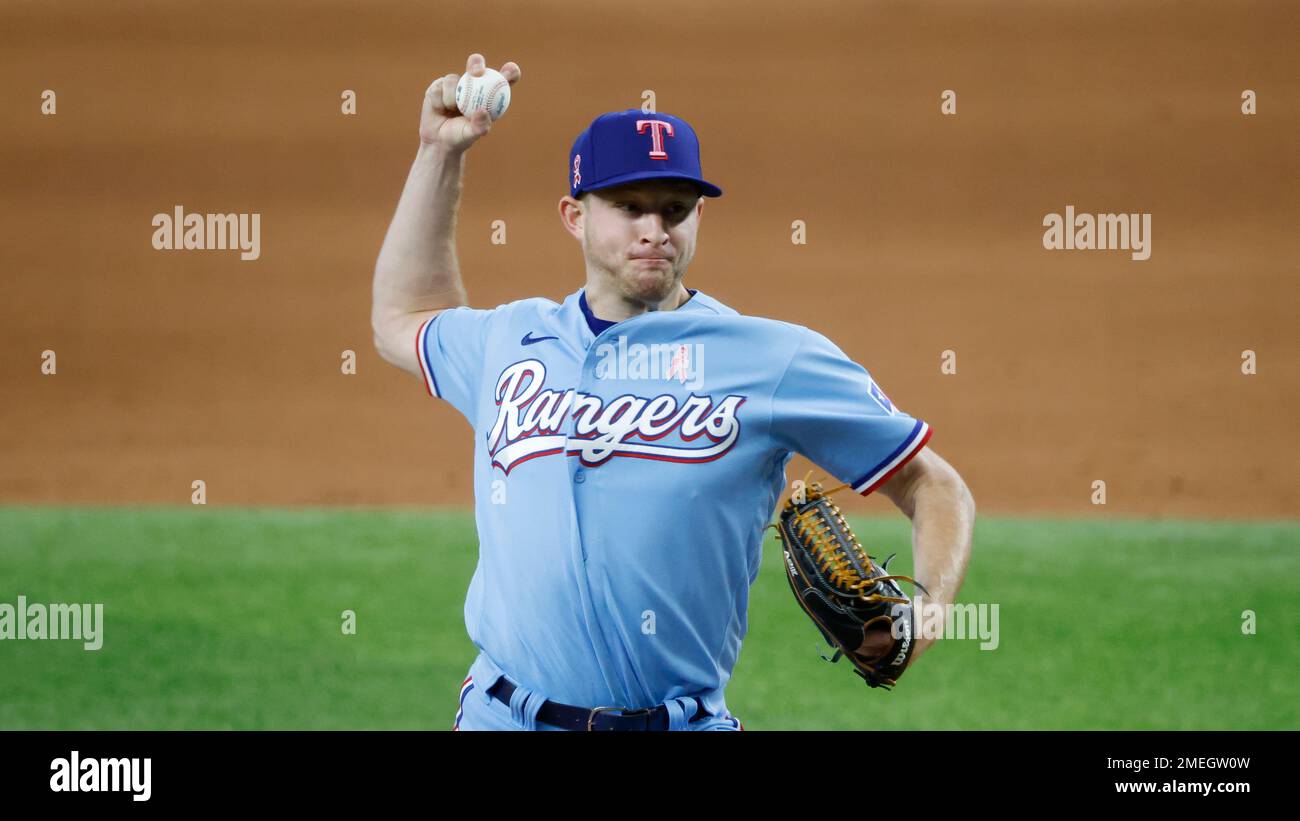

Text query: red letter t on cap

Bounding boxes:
[636,119,675,160]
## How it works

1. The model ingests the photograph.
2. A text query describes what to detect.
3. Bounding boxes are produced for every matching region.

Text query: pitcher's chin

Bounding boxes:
[620,266,681,304]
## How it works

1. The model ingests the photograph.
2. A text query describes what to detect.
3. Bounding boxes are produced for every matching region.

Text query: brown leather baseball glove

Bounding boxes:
[770,477,927,690]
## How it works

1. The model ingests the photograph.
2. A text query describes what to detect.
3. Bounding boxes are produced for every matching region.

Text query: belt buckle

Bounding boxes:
[587,705,651,731]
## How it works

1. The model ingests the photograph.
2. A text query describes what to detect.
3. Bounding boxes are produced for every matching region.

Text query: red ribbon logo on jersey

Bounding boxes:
[665,345,691,384]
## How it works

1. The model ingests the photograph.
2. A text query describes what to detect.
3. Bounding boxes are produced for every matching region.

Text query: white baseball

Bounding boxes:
[456,68,511,121]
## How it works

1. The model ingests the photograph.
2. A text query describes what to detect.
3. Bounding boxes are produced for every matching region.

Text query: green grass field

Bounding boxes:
[1,507,1295,730]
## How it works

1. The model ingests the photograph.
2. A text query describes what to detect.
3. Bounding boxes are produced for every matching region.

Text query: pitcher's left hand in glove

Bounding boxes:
[771,478,928,689]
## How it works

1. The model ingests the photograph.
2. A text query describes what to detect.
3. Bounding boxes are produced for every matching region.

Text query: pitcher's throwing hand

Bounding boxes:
[419,53,521,153]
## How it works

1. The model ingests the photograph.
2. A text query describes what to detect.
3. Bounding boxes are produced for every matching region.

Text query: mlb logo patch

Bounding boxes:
[867,378,896,415]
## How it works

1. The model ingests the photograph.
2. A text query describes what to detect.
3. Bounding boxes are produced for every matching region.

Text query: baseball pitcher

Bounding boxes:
[372,54,976,731]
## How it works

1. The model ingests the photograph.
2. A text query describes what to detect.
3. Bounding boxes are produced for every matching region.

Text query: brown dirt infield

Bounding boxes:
[2,0,1297,518]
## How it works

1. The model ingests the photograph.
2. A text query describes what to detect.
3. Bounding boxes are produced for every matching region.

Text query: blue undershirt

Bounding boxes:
[579,288,698,337]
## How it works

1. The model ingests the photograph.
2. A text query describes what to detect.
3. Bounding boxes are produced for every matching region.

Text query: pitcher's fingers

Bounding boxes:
[500,61,521,84]
[425,76,448,112]
[469,108,491,138]
[441,73,460,112]
[453,109,490,147]
[466,53,485,77]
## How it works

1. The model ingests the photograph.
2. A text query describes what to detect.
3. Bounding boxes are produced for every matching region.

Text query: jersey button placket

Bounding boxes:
[566,353,595,559]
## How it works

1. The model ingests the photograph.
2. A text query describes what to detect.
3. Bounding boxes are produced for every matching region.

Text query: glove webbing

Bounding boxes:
[787,481,926,601]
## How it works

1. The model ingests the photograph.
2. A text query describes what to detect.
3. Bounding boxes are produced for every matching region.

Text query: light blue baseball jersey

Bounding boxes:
[418,286,932,723]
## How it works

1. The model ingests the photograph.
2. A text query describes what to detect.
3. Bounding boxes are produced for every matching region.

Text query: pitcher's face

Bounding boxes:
[575,179,704,305]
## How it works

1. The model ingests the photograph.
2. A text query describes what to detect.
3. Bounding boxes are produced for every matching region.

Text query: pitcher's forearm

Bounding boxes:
[909,477,975,608]
[905,476,975,661]
[373,144,470,319]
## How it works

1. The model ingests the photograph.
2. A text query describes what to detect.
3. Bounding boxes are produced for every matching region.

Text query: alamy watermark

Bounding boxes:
[892,594,999,650]
[50,751,150,801]
[151,205,261,261]
[0,595,103,650]
[1042,205,1151,261]
[593,335,704,390]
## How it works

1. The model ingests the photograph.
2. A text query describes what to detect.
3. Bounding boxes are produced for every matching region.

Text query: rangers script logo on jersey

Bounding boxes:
[487,359,746,473]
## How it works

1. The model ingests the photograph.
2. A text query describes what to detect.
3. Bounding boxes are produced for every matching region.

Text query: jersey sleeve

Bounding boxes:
[416,306,496,421]
[770,327,932,496]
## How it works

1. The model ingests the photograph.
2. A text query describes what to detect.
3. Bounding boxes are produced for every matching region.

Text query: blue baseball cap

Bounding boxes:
[568,109,723,200]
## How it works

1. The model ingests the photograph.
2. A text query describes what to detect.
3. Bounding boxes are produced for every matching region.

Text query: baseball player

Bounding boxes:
[372,54,976,730]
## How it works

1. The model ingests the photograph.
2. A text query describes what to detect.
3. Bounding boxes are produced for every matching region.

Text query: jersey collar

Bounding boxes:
[576,287,705,336]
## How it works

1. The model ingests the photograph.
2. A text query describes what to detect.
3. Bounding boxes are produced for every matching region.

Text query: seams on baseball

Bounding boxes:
[456,68,511,121]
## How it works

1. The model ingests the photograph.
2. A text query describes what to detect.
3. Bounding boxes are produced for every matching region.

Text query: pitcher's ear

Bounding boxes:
[558,195,585,239]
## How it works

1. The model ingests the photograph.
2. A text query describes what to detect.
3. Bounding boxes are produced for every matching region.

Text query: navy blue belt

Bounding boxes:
[487,677,709,731]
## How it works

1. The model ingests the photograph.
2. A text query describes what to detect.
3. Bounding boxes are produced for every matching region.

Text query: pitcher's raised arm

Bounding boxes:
[371,53,521,376]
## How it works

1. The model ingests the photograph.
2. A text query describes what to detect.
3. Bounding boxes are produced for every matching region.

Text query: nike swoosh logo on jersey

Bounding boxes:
[521,332,559,346]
